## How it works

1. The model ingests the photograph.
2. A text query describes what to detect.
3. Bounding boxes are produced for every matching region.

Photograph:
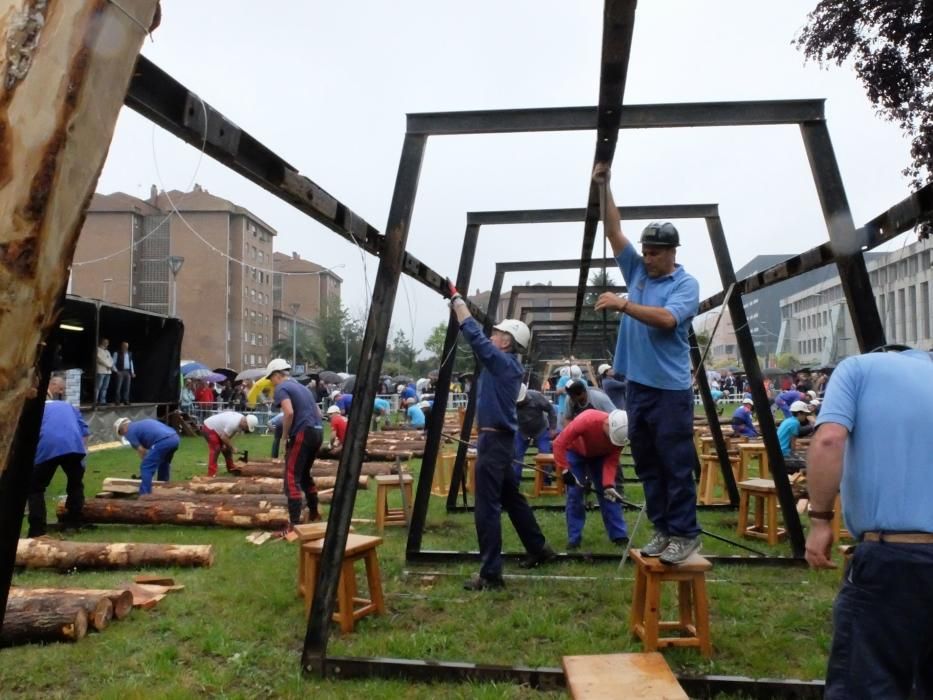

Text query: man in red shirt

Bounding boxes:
[552,409,630,549]
[326,405,348,451]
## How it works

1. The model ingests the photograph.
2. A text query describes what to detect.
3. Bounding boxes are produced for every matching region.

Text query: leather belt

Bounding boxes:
[862,532,933,544]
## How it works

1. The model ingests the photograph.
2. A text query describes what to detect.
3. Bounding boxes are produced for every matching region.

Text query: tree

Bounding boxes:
[270,326,325,368]
[796,1,933,195]
[422,321,475,375]
[388,329,417,373]
[582,269,618,321]
[318,298,364,372]
[775,353,801,371]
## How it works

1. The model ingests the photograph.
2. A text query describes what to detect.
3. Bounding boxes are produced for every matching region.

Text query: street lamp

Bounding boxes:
[290,302,300,369]
[167,256,185,317]
[344,332,349,373]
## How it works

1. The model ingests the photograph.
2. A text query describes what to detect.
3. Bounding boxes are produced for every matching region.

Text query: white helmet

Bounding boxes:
[570,364,582,379]
[789,400,812,414]
[559,366,570,378]
[263,358,291,379]
[326,405,341,415]
[517,383,528,403]
[597,363,612,377]
[807,390,817,400]
[113,417,130,436]
[419,400,431,409]
[396,384,406,393]
[492,319,531,351]
[330,390,340,400]
[244,414,259,432]
[607,410,629,446]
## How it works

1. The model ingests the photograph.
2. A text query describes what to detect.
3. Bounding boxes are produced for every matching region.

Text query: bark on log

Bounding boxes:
[60,497,288,530]
[230,461,394,478]
[0,0,161,474]
[158,475,368,495]
[6,593,112,631]
[185,476,283,494]
[0,608,88,645]
[9,587,133,620]
[141,492,288,508]
[16,538,214,570]
[317,446,419,461]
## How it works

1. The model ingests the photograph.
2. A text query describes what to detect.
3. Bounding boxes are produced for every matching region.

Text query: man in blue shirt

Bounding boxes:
[730,398,758,437]
[373,397,391,430]
[265,358,324,528]
[449,282,555,590]
[776,400,811,473]
[404,398,426,428]
[597,363,626,409]
[593,162,701,566]
[554,366,571,417]
[115,417,179,495]
[805,348,933,698]
[514,383,557,481]
[28,399,90,537]
[774,387,806,419]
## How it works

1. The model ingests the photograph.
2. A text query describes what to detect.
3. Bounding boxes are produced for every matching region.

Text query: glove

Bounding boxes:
[603,486,624,503]
[447,278,460,300]
[561,470,578,487]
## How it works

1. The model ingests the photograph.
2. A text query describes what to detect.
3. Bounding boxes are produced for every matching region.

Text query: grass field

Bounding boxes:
[1,415,842,699]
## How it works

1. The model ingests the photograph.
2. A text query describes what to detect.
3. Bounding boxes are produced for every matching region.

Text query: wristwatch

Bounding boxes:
[807,507,835,521]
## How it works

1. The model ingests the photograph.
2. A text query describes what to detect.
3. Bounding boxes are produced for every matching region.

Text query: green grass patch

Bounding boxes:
[2,426,838,698]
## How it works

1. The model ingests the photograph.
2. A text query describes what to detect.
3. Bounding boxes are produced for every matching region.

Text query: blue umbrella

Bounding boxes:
[181,361,209,376]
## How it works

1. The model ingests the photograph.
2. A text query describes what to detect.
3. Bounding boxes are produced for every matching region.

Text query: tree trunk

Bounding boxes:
[0,608,87,645]
[9,587,133,620]
[184,476,284,494]
[60,498,289,530]
[6,592,112,631]
[230,461,393,478]
[317,445,419,461]
[16,538,214,570]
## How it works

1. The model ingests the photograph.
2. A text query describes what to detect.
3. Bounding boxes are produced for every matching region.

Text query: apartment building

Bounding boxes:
[71,185,276,369]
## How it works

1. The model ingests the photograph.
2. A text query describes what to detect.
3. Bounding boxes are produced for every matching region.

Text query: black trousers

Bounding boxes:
[29,453,85,537]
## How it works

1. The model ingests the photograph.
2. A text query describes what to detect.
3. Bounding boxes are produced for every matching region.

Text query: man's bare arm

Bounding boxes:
[593,163,628,256]
[594,293,676,330]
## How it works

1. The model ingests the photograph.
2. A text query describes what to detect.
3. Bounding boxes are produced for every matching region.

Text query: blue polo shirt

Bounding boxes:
[556,375,571,416]
[777,415,800,455]
[460,316,521,432]
[273,379,323,437]
[731,405,757,437]
[406,404,425,428]
[776,390,804,406]
[336,394,353,414]
[613,241,699,390]
[35,401,88,464]
[126,419,177,449]
[817,350,933,538]
[400,385,417,402]
[373,398,391,414]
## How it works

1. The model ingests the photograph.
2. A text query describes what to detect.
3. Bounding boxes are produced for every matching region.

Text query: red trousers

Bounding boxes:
[201,426,233,477]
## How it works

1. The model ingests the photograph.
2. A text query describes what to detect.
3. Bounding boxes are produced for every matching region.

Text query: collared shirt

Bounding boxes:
[336,394,353,414]
[112,351,134,373]
[776,389,804,407]
[777,416,801,455]
[126,419,176,449]
[373,398,391,414]
[601,376,626,409]
[613,241,699,390]
[561,387,616,427]
[96,347,113,374]
[517,389,557,439]
[552,409,620,485]
[203,411,245,438]
[35,401,88,464]
[459,316,522,432]
[731,405,758,437]
[817,350,933,538]
[330,414,348,442]
[273,379,323,437]
[555,375,571,417]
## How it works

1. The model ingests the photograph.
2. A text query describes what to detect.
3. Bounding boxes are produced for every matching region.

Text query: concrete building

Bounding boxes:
[71,185,276,370]
[780,237,933,366]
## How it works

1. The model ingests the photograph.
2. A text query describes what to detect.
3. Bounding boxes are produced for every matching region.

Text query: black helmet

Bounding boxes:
[639,222,680,247]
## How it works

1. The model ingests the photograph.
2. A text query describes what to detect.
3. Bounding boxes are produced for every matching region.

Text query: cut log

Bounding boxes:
[230,461,393,478]
[0,0,161,476]
[0,608,88,645]
[16,538,214,570]
[59,497,289,530]
[6,593,112,632]
[101,478,168,495]
[180,477,283,495]
[8,587,133,620]
[317,446,418,461]
[141,491,288,508]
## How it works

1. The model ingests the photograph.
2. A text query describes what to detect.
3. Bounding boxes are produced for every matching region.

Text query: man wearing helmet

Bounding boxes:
[448,283,556,590]
[592,163,702,565]
[200,411,258,476]
[552,409,630,549]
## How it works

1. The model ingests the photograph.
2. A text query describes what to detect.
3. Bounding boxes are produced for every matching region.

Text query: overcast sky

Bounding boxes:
[94,1,914,354]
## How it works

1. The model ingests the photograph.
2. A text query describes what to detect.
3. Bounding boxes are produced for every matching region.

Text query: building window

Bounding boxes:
[908,285,918,343]
[244,331,249,343]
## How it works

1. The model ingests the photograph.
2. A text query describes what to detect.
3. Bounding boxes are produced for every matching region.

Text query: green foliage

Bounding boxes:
[775,352,801,370]
[797,1,933,193]
[582,269,618,321]
[270,326,326,368]
[318,297,364,372]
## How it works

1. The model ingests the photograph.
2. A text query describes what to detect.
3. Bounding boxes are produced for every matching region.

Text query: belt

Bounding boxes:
[862,532,933,544]
[479,427,509,433]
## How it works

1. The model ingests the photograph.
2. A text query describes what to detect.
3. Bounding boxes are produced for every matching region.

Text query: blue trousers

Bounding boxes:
[95,373,111,404]
[565,451,627,546]
[513,427,551,481]
[827,541,933,699]
[626,381,699,538]
[474,431,547,579]
[139,435,179,494]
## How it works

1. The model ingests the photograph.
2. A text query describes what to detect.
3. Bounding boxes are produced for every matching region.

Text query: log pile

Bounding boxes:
[230,460,391,478]
[0,608,88,645]
[16,539,215,570]
[59,498,289,530]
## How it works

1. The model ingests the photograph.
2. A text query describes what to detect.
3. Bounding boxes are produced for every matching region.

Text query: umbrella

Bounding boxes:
[235,368,267,382]
[186,367,222,380]
[181,361,209,376]
[392,375,413,385]
[760,367,789,378]
[202,372,229,383]
[213,368,237,381]
[340,375,356,393]
[318,370,342,384]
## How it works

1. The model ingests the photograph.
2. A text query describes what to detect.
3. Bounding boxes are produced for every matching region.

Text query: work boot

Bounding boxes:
[463,574,505,591]
[518,544,558,569]
[566,540,581,551]
[612,537,630,547]
[640,530,670,557]
[659,536,702,566]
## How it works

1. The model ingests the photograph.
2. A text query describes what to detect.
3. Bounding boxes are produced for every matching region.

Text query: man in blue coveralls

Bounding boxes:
[593,162,701,566]
[806,347,933,698]
[115,417,180,494]
[448,281,556,590]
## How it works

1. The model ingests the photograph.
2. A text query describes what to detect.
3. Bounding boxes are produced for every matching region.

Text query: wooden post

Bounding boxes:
[0,0,161,631]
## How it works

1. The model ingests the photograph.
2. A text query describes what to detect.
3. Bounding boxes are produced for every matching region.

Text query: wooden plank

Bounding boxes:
[562,653,687,700]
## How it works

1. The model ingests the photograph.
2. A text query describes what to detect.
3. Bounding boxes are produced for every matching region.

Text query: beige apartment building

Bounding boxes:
[71,185,276,370]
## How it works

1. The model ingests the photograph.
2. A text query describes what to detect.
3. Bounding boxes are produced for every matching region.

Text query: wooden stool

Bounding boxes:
[301,534,386,633]
[374,474,413,531]
[294,522,328,598]
[697,455,730,505]
[738,443,769,478]
[465,449,477,494]
[737,478,786,545]
[432,452,454,496]
[629,549,713,658]
[562,652,687,699]
[533,453,564,497]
